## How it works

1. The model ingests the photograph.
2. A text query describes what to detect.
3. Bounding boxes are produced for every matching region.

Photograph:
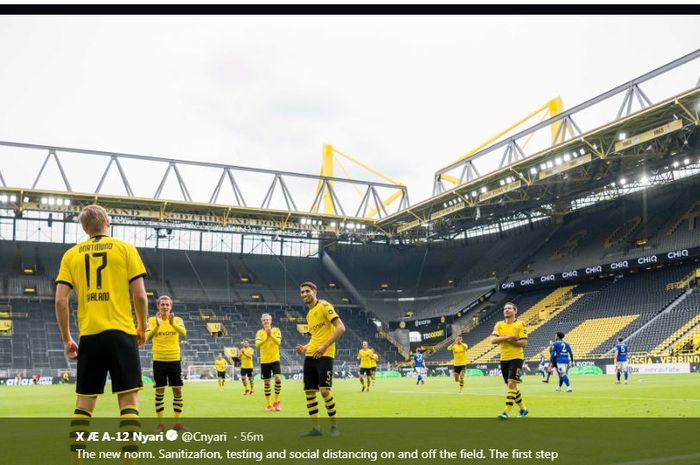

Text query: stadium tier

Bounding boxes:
[1,177,700,376]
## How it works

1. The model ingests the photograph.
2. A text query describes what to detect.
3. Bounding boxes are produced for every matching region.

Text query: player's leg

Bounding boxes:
[108,331,144,457]
[273,365,282,411]
[70,334,105,461]
[152,362,167,430]
[458,368,465,393]
[171,387,184,428]
[241,372,249,394]
[116,390,142,458]
[623,362,629,383]
[359,369,366,391]
[318,357,338,437]
[371,368,376,386]
[262,364,273,410]
[71,394,97,463]
[559,364,571,391]
[169,363,184,429]
[510,360,527,416]
[498,361,514,419]
[301,357,322,436]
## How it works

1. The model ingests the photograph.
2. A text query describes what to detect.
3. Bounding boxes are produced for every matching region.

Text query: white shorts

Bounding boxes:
[416,367,427,375]
[557,363,569,374]
[616,361,628,371]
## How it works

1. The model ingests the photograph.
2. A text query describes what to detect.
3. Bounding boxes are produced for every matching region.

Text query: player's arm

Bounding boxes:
[130,277,148,348]
[567,345,574,364]
[146,317,159,341]
[313,317,346,358]
[172,317,187,338]
[55,283,78,359]
[490,323,513,344]
[447,344,454,351]
[490,333,515,344]
[270,328,281,345]
[510,325,529,348]
[255,331,266,348]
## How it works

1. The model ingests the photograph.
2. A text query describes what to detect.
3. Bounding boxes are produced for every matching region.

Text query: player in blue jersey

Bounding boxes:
[543,340,556,383]
[412,350,426,385]
[613,336,629,384]
[552,332,573,392]
[537,354,548,381]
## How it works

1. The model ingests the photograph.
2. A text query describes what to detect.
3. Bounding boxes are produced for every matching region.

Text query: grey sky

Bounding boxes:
[0,15,698,209]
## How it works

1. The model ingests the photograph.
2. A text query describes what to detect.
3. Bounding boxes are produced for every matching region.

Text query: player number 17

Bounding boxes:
[84,252,108,290]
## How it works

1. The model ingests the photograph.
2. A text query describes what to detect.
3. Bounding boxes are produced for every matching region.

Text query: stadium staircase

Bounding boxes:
[652,310,700,356]
[468,286,579,363]
[666,200,700,237]
[551,229,587,260]
[604,216,641,249]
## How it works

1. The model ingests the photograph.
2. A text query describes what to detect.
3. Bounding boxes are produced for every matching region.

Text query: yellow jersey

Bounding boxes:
[214,358,227,373]
[370,350,378,368]
[239,347,254,369]
[358,348,374,369]
[305,299,340,358]
[492,320,528,361]
[447,342,469,366]
[56,235,147,337]
[255,327,282,364]
[147,316,186,362]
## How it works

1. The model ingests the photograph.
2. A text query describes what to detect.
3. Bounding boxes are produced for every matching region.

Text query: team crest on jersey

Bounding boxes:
[328,309,334,314]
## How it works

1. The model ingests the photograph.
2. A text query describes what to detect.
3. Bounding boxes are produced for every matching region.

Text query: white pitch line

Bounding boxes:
[611,453,700,465]
[389,390,700,403]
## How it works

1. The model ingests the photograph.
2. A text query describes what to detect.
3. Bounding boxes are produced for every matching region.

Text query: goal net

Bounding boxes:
[186,364,236,382]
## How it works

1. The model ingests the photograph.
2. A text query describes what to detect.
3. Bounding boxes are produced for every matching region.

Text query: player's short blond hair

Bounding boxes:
[261,313,272,321]
[79,205,110,236]
[157,295,173,305]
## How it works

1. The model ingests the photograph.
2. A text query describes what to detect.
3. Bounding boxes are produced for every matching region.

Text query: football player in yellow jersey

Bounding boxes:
[214,355,228,389]
[55,205,148,456]
[295,282,345,437]
[146,295,187,432]
[255,313,283,411]
[369,349,379,386]
[447,335,469,393]
[239,339,255,395]
[357,340,374,392]
[491,301,529,420]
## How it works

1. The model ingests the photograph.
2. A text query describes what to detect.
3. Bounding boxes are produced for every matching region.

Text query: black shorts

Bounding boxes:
[77,330,142,396]
[217,371,226,379]
[500,359,524,384]
[453,365,466,375]
[304,356,334,390]
[153,360,183,388]
[240,368,253,378]
[260,361,281,380]
[360,367,372,376]
[549,357,556,366]
[370,367,376,373]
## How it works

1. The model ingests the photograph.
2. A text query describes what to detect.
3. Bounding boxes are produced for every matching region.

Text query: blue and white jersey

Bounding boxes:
[413,353,425,368]
[552,340,573,364]
[538,354,547,368]
[615,343,628,362]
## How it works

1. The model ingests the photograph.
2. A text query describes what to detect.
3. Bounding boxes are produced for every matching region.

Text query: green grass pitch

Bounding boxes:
[2,374,699,418]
